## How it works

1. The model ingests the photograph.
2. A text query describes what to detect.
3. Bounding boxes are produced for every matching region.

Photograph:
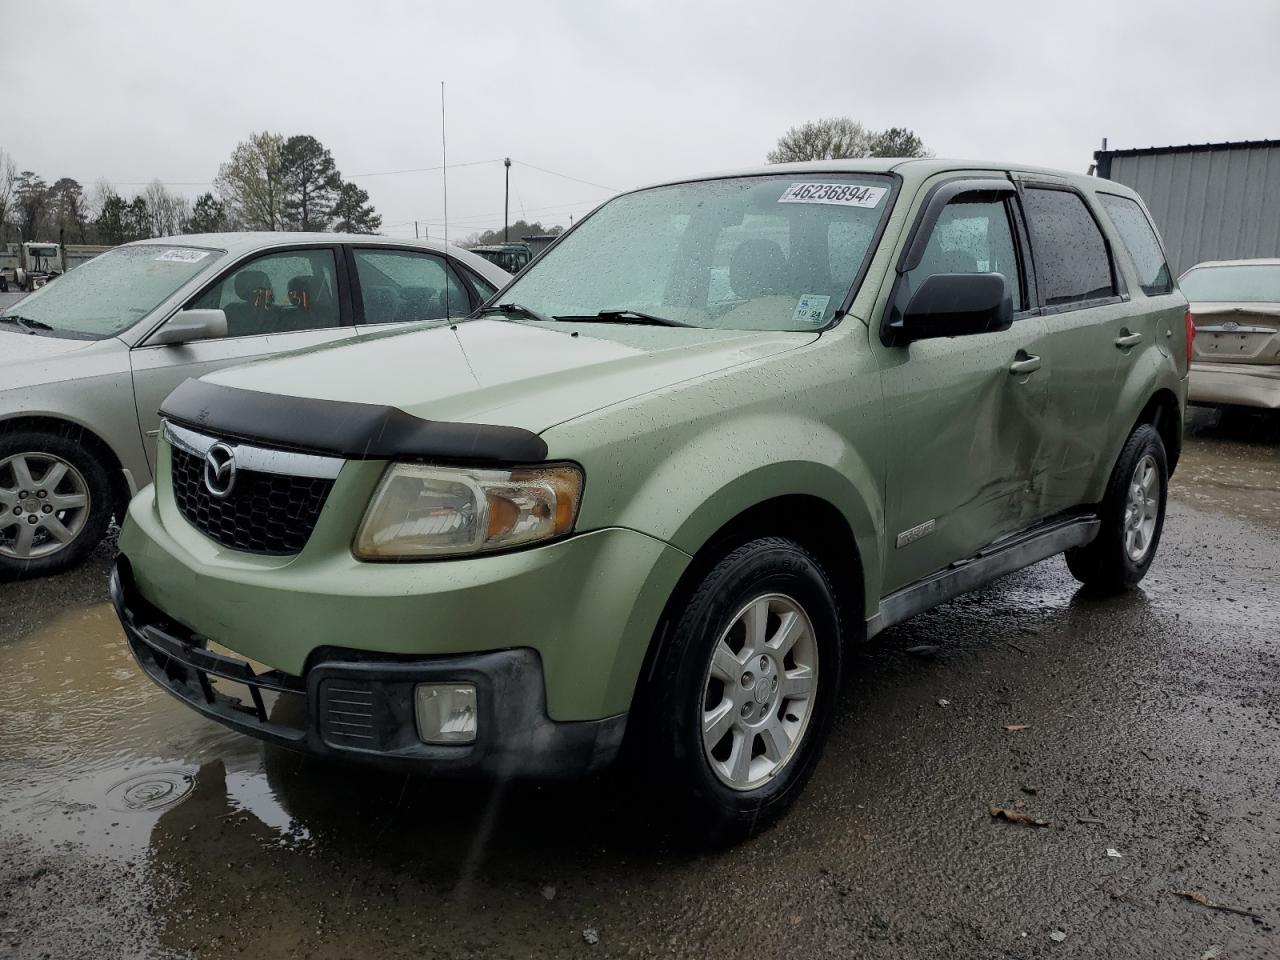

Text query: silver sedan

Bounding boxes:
[0,232,510,580]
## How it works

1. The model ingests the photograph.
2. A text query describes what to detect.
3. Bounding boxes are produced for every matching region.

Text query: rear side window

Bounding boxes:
[1022,188,1115,307]
[1099,194,1172,296]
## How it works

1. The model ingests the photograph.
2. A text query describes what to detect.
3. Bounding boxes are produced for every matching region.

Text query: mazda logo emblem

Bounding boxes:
[203,443,237,499]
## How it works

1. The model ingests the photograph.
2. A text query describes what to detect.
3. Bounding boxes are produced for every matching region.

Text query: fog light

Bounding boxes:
[414,683,478,744]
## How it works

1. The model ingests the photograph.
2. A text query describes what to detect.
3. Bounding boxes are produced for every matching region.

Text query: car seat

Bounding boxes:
[222,269,274,336]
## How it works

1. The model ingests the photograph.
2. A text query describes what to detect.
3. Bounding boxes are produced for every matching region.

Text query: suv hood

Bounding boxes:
[201,318,817,434]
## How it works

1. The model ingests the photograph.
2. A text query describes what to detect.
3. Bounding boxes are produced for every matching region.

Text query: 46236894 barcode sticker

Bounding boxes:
[778,182,887,208]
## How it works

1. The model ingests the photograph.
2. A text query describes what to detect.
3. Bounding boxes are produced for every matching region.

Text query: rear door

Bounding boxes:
[129,244,355,469]
[875,176,1051,592]
[348,246,480,333]
[1015,179,1133,516]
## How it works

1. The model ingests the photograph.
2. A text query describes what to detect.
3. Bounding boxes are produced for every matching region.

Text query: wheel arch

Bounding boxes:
[0,414,132,517]
[1135,387,1182,475]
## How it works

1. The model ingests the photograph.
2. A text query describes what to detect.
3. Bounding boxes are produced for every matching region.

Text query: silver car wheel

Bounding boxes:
[700,593,819,792]
[1123,453,1160,563]
[0,452,92,560]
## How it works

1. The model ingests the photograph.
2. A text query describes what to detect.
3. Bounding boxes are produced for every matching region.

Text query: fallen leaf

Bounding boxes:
[1106,848,1122,858]
[1004,723,1030,731]
[989,806,1049,828]
[1049,929,1067,942]
[937,698,950,707]
[583,927,600,945]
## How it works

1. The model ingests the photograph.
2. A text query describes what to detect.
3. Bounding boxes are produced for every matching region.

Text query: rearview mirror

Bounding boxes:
[149,308,228,346]
[893,273,1013,343]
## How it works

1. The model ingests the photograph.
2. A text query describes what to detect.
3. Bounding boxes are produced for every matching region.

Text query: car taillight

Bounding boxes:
[1185,309,1196,364]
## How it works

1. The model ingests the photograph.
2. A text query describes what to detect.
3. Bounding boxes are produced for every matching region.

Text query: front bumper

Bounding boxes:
[111,558,626,779]
[1189,362,1280,409]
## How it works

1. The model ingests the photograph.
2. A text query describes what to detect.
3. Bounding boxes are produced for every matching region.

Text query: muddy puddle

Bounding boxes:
[0,603,307,857]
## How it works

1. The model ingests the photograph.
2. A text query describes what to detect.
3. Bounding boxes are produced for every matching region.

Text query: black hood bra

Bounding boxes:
[160,378,549,464]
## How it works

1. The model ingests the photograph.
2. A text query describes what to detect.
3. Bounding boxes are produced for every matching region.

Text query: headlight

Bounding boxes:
[354,463,583,560]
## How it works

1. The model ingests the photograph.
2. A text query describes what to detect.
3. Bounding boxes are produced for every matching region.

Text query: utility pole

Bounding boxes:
[414,220,419,239]
[503,157,512,243]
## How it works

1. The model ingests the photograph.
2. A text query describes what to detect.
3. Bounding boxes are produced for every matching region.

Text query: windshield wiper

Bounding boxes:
[553,309,692,328]
[0,314,55,333]
[474,302,555,324]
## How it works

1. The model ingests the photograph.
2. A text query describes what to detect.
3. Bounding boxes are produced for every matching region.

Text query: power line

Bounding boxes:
[513,159,618,192]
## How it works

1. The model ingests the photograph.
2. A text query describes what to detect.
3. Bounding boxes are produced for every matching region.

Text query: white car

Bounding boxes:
[0,232,510,580]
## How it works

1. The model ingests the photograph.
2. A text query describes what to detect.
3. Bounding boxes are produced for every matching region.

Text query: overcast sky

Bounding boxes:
[3,0,1277,241]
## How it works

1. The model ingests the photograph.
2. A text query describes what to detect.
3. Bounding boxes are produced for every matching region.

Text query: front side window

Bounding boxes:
[1099,194,1172,296]
[1023,188,1115,307]
[496,174,895,331]
[0,244,222,339]
[1179,263,1280,303]
[353,249,471,324]
[905,198,1024,311]
[191,248,341,336]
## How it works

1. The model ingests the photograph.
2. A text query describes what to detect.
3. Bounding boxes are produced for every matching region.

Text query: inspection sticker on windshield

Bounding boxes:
[154,249,210,263]
[778,183,887,208]
[793,294,830,325]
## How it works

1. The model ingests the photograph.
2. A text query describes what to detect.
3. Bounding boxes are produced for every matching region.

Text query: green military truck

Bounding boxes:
[111,158,1190,841]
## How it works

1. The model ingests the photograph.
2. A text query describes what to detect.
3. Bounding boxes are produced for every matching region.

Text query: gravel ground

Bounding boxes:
[1,409,1277,959]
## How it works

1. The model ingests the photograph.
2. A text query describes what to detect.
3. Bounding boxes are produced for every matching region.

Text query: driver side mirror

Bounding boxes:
[149,308,228,346]
[894,272,1013,343]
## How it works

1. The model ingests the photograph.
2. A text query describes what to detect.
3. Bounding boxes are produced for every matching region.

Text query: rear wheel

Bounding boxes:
[1066,423,1168,592]
[637,537,843,844]
[0,431,114,581]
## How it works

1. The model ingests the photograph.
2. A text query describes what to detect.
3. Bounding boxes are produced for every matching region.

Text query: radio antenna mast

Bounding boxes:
[441,80,450,320]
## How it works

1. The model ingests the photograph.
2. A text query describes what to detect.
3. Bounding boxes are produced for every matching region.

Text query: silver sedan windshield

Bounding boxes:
[1,244,223,339]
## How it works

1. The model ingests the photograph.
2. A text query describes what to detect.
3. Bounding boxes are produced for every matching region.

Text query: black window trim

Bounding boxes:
[1015,179,1128,317]
[344,242,482,325]
[1095,190,1175,298]
[140,242,353,347]
[881,175,1029,345]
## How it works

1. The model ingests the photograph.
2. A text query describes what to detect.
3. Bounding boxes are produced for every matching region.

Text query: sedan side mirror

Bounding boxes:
[894,273,1013,343]
[149,308,228,346]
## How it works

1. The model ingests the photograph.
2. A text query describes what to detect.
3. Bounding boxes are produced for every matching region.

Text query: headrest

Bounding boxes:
[287,275,319,309]
[730,239,788,299]
[234,269,272,304]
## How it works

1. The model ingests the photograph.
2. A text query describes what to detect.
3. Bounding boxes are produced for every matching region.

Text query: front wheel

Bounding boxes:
[1066,423,1168,592]
[0,431,114,581]
[637,537,843,844]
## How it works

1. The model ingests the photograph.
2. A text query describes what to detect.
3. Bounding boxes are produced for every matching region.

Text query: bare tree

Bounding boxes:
[767,117,930,163]
[144,180,191,237]
[767,118,870,163]
[214,132,284,230]
[0,149,15,245]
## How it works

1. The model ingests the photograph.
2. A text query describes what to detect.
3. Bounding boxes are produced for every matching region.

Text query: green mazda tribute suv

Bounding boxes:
[112,159,1190,839]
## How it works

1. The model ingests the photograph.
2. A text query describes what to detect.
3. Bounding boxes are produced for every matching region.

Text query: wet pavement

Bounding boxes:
[1,409,1278,959]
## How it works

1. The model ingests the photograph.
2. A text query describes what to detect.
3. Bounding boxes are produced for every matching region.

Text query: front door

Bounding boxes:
[874,182,1050,593]
[130,245,356,471]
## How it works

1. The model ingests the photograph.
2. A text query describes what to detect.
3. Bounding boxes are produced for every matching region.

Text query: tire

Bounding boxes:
[636,537,844,845]
[0,429,115,581]
[1065,423,1168,592]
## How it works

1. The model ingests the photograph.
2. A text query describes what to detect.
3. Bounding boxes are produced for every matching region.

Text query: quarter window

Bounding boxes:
[906,198,1024,311]
[191,248,341,337]
[1098,194,1172,296]
[1022,188,1115,307]
[353,249,471,324]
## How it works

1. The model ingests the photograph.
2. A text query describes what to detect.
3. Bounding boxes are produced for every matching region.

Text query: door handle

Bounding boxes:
[1114,331,1143,348]
[1008,354,1042,375]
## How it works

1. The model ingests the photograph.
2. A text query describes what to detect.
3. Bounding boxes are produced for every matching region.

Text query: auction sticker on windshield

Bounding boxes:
[154,249,211,263]
[778,183,887,207]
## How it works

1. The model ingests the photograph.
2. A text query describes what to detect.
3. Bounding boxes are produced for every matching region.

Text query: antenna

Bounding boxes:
[441,81,450,320]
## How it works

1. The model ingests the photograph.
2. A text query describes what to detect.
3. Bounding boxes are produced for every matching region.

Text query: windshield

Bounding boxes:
[1,243,222,339]
[1179,263,1280,303]
[497,174,894,331]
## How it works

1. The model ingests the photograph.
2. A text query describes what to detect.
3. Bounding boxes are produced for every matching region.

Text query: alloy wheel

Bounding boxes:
[0,452,92,560]
[700,593,819,791]
[1123,453,1160,563]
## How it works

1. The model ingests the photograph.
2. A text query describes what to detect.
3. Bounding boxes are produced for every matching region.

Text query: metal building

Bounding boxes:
[1093,139,1280,275]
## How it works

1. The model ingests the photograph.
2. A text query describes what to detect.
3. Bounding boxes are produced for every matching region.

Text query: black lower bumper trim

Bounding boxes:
[110,558,626,780]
